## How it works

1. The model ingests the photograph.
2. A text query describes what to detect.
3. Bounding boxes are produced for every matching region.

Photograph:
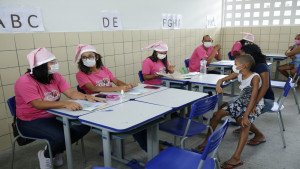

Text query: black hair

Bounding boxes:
[78,53,104,75]
[240,44,266,64]
[239,39,247,46]
[236,54,256,70]
[26,62,53,84]
[148,50,169,73]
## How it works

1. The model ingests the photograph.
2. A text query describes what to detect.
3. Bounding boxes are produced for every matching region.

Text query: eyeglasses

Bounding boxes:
[81,55,95,60]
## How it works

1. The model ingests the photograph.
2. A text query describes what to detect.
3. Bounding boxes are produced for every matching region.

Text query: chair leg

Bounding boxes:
[180,137,187,149]
[45,140,54,169]
[277,111,286,148]
[81,138,86,163]
[11,136,20,169]
[292,88,300,114]
[279,110,285,131]
[215,158,221,169]
[174,136,177,147]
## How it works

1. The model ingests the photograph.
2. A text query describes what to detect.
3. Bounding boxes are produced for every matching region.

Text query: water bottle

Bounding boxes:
[200,58,207,75]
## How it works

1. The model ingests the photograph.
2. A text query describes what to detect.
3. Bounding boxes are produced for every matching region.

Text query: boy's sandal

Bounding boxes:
[247,139,266,146]
[221,161,244,169]
[232,128,254,134]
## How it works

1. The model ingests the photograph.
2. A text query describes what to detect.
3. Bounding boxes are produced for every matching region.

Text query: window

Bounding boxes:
[224,0,300,27]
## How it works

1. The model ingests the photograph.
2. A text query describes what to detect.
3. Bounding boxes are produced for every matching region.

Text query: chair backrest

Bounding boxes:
[228,51,234,60]
[197,119,230,169]
[282,78,292,97]
[138,70,144,83]
[7,96,16,117]
[189,95,218,119]
[184,59,190,68]
[77,85,86,94]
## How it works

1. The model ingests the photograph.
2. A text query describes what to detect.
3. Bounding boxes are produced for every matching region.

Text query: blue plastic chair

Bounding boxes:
[146,118,230,169]
[159,95,218,149]
[138,70,144,83]
[271,66,300,114]
[7,96,54,169]
[227,51,235,60]
[184,58,190,68]
[77,85,86,94]
[269,78,293,148]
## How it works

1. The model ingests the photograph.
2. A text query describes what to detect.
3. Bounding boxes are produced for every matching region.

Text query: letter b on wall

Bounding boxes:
[0,7,45,32]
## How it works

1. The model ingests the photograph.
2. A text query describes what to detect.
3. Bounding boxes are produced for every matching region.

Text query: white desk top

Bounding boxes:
[188,74,228,85]
[47,84,168,118]
[96,83,168,100]
[79,101,172,132]
[135,88,207,108]
[265,53,288,59]
[208,60,234,67]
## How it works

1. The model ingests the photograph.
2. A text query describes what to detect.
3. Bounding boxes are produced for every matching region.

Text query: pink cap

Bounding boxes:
[143,41,168,52]
[242,32,254,42]
[27,48,56,74]
[74,44,97,64]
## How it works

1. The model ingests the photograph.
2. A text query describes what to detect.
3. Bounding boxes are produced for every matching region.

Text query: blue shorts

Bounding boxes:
[288,60,300,68]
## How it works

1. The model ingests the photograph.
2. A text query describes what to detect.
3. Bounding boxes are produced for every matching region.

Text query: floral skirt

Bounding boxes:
[225,86,264,123]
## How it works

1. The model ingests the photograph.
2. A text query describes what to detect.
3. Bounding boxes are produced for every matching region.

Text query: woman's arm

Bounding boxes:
[255,72,269,104]
[83,82,131,93]
[286,46,300,57]
[241,75,260,127]
[143,74,162,80]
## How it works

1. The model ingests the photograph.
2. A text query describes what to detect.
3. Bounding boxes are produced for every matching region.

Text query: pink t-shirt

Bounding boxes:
[189,44,219,72]
[15,73,71,121]
[231,41,242,57]
[76,66,116,94]
[142,58,170,85]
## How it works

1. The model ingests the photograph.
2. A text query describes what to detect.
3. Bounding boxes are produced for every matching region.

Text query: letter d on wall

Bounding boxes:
[101,11,123,31]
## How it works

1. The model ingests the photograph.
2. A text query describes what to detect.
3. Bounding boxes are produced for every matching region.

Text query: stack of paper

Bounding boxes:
[73,100,108,111]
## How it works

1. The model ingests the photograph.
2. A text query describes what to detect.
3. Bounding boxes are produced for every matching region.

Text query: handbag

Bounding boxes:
[11,115,35,146]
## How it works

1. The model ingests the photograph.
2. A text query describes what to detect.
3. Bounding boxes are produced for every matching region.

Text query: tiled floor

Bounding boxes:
[0,86,299,169]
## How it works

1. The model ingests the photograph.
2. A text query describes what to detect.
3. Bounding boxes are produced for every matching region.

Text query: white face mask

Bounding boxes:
[157,54,166,60]
[83,59,96,67]
[204,42,212,48]
[232,65,242,74]
[48,63,59,74]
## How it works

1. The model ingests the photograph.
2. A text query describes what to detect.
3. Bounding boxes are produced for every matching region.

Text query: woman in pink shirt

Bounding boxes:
[231,33,254,58]
[75,44,137,94]
[15,48,105,169]
[142,41,175,85]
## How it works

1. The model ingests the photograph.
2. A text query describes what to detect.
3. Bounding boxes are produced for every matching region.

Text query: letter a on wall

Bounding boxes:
[101,11,123,31]
[0,7,45,32]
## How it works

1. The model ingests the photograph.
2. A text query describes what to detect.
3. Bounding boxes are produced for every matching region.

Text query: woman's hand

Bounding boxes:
[118,86,131,92]
[216,80,223,94]
[168,65,176,71]
[241,116,250,128]
[129,82,138,88]
[64,101,82,111]
[85,95,106,103]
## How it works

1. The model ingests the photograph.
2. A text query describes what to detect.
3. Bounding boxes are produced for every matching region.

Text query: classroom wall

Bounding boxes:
[0,28,222,150]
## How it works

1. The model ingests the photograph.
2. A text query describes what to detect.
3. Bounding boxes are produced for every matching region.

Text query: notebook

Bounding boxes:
[73,100,108,111]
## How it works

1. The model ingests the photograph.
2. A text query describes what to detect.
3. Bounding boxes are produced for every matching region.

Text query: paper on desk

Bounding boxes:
[156,71,183,79]
[73,100,108,111]
[126,88,151,95]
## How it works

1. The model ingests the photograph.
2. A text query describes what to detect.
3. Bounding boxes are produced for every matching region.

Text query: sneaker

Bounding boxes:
[53,152,64,166]
[44,145,63,167]
[38,150,53,169]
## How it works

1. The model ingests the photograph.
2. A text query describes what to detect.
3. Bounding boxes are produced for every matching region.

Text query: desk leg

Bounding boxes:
[102,130,112,167]
[269,58,274,79]
[188,83,192,91]
[231,81,235,96]
[115,139,124,159]
[275,60,280,80]
[152,124,159,157]
[221,67,225,75]
[218,93,223,110]
[63,117,73,169]
[165,81,171,88]
[147,127,153,161]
